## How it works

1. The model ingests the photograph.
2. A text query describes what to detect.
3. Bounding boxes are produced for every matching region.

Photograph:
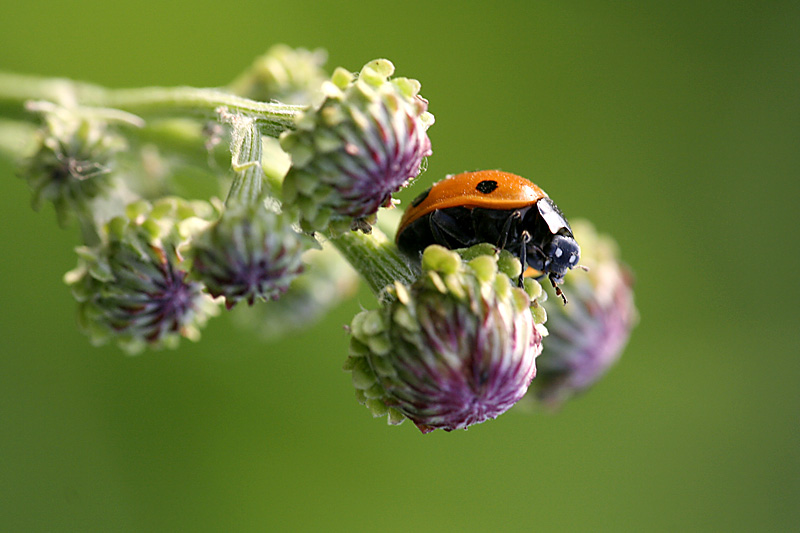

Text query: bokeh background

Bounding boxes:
[1,1,798,531]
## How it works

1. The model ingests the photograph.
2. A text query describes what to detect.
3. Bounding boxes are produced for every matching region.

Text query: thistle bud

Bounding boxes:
[345,245,544,433]
[190,204,313,309]
[530,220,638,407]
[20,102,125,226]
[64,198,219,353]
[280,59,434,235]
[227,44,329,106]
[231,240,359,339]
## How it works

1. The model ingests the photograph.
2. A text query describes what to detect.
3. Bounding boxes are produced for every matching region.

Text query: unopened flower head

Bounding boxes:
[345,245,545,433]
[227,44,329,106]
[530,220,637,407]
[190,203,313,309]
[280,59,434,235]
[231,240,359,340]
[20,102,126,226]
[65,198,219,353]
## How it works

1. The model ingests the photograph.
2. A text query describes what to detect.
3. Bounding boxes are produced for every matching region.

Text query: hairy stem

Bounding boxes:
[0,72,305,137]
[330,228,418,297]
[225,118,264,207]
[0,118,36,160]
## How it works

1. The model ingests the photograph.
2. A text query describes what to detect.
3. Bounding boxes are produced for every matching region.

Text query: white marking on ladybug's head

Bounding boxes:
[545,235,581,278]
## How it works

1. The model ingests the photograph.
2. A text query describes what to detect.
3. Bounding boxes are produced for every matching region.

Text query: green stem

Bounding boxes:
[0,72,305,137]
[101,88,302,136]
[225,119,263,207]
[330,228,419,297]
[0,118,36,160]
[125,118,231,169]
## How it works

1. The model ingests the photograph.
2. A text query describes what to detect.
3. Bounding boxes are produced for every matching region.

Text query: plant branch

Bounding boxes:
[0,72,305,137]
[330,228,419,297]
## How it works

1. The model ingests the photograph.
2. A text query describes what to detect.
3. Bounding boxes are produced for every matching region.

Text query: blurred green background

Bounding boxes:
[1,1,798,531]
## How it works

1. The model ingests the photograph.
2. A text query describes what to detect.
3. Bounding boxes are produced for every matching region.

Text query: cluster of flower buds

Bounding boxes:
[3,46,635,431]
[345,245,546,433]
[6,52,438,355]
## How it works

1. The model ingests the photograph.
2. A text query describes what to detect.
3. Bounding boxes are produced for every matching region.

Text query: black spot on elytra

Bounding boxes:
[411,187,431,207]
[476,180,498,194]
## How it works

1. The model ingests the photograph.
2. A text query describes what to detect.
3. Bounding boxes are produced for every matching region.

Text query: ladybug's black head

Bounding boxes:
[543,234,580,281]
[522,198,580,281]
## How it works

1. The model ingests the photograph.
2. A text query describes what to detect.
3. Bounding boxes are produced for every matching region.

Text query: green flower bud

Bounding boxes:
[280,59,434,235]
[227,44,329,106]
[64,198,219,353]
[20,102,126,226]
[529,220,638,407]
[345,245,545,433]
[190,204,313,309]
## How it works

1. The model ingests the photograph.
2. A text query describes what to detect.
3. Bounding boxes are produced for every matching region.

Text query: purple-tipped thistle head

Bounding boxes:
[190,204,314,309]
[280,59,434,235]
[530,220,638,407]
[231,240,359,340]
[64,198,219,353]
[345,245,545,433]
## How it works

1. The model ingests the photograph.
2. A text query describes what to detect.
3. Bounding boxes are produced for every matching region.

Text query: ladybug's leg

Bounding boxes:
[549,273,568,305]
[428,209,471,248]
[496,209,523,250]
[517,230,531,286]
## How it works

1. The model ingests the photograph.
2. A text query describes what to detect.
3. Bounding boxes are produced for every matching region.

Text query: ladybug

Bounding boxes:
[396,170,581,303]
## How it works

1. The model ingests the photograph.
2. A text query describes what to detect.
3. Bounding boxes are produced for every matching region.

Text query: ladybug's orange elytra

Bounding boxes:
[398,170,548,233]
